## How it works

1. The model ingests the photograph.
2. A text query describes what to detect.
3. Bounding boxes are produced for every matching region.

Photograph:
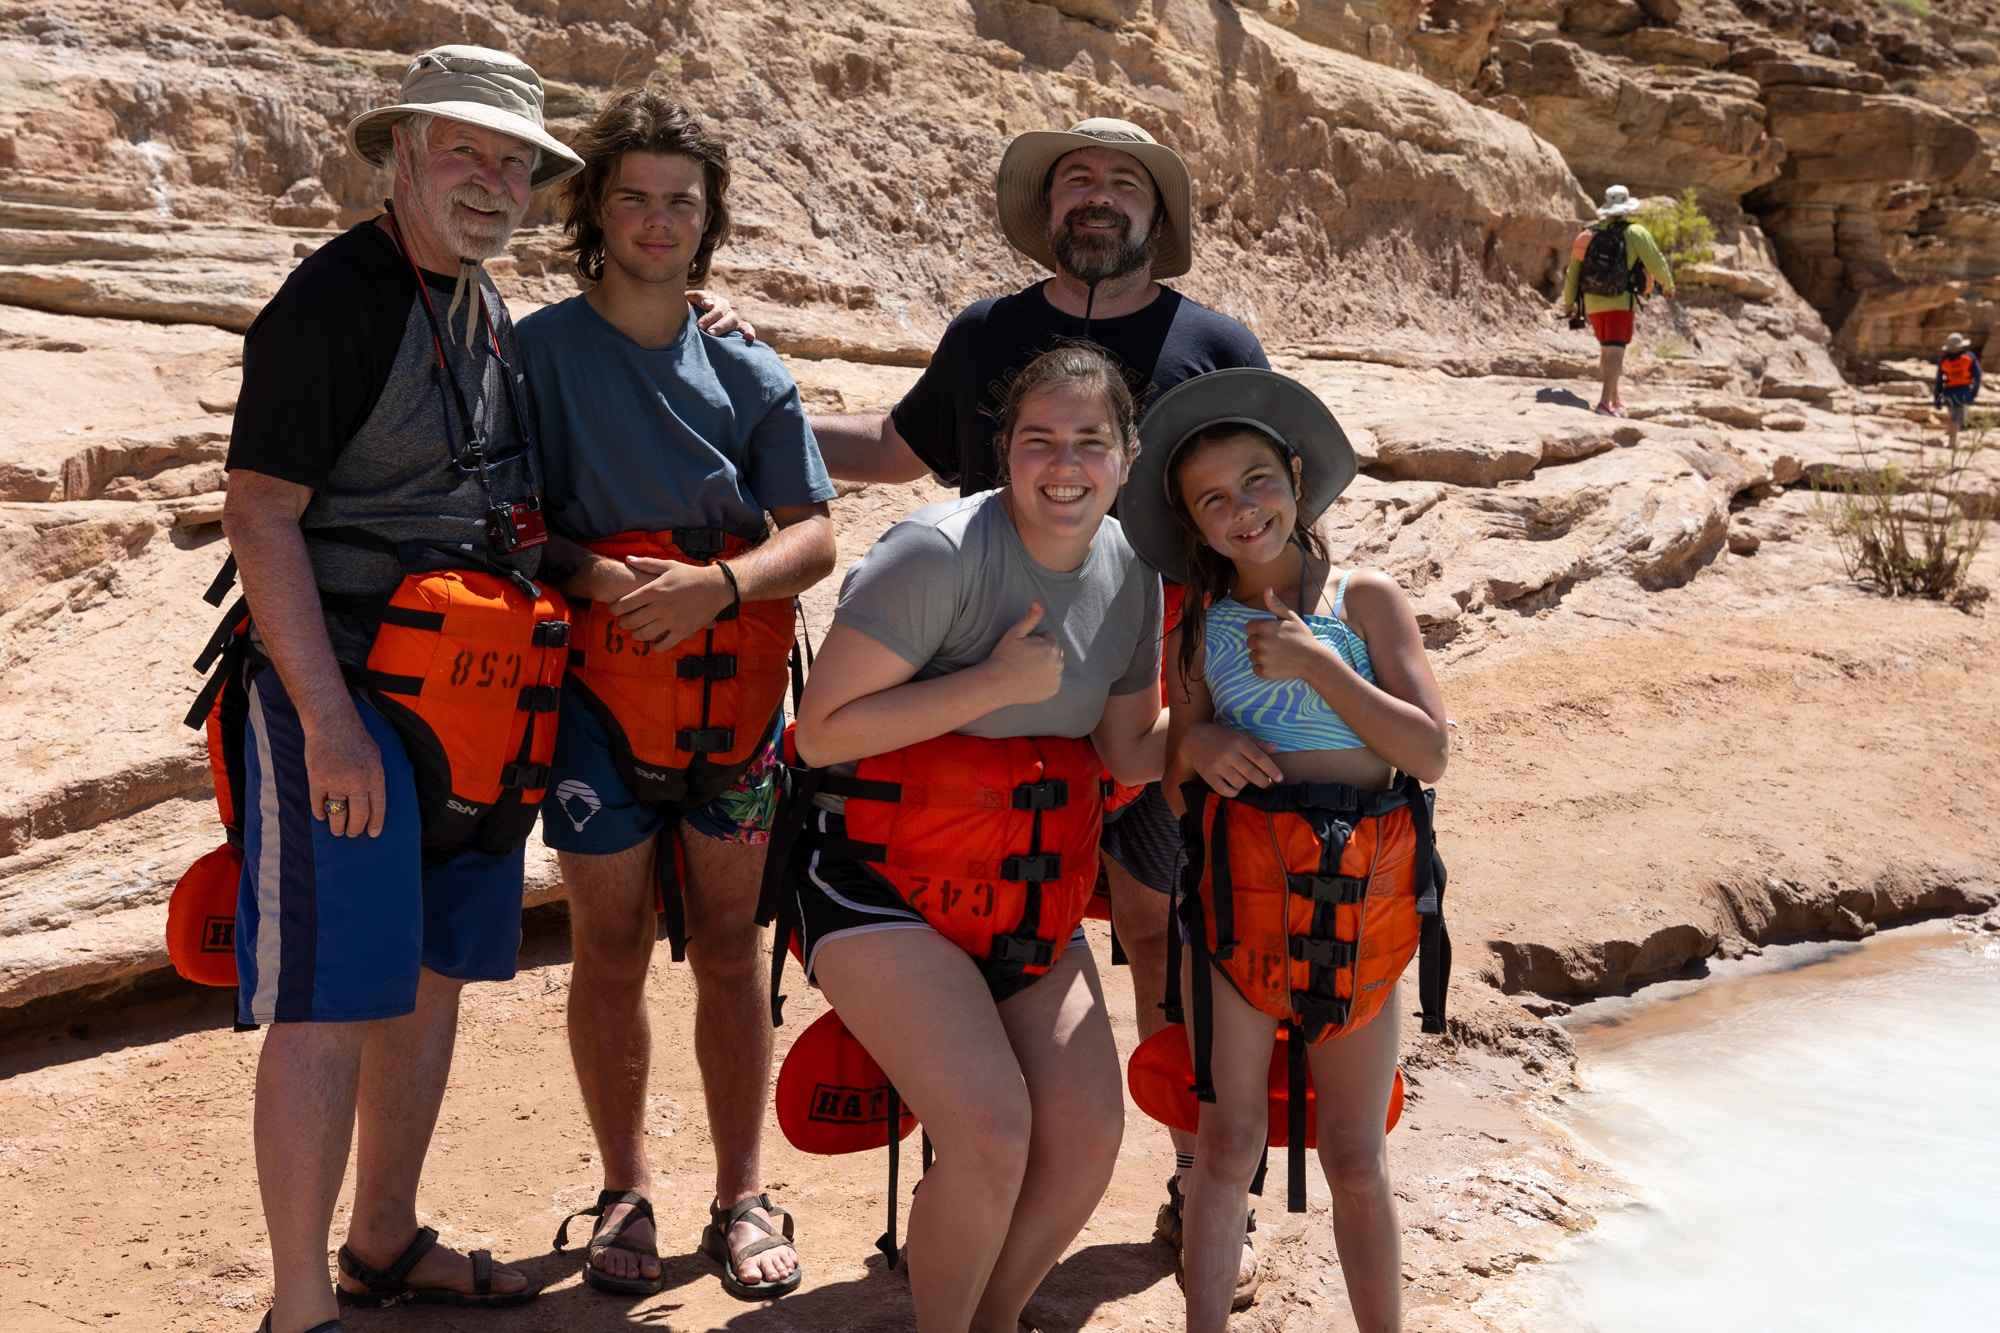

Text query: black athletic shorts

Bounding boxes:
[793,807,1086,1004]
[1098,781,1186,894]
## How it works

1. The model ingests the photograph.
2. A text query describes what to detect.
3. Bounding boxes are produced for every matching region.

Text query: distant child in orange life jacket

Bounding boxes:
[784,344,1167,1332]
[1936,332,1984,450]
[1121,370,1449,1333]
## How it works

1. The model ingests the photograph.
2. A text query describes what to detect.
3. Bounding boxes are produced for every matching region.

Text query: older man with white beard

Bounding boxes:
[218,47,598,1333]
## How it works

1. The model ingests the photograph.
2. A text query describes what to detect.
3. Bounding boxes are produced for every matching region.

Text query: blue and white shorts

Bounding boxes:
[234,669,527,1026]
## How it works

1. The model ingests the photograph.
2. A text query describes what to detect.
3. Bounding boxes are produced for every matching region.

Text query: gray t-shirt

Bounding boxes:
[516,295,835,543]
[833,491,1162,738]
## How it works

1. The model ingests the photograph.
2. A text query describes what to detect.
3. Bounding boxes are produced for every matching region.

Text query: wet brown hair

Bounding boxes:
[560,89,730,285]
[1169,423,1330,684]
[990,342,1139,483]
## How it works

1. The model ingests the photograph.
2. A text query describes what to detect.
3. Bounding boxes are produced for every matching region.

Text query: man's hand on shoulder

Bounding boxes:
[690,288,756,343]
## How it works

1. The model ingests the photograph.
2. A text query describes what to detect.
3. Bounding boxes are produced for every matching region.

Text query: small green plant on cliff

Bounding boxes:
[1637,188,1717,271]
[1816,425,1991,608]
[1879,0,1931,17]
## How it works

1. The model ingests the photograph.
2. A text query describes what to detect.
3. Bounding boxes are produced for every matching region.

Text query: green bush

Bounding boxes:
[1815,425,1991,608]
[1637,188,1717,270]
[1881,0,1931,17]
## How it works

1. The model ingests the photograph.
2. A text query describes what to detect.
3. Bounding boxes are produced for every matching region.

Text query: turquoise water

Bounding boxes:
[1537,924,2000,1331]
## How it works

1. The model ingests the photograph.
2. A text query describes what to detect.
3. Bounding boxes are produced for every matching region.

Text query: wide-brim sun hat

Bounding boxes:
[996,118,1194,280]
[1944,333,1969,353]
[1597,184,1642,218]
[347,45,584,191]
[1121,368,1357,583]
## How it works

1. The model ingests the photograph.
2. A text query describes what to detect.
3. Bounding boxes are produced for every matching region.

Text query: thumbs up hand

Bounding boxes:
[1244,587,1328,682]
[983,601,1064,706]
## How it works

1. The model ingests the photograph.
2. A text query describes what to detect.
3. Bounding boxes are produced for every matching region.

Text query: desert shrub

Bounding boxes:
[1816,425,1991,607]
[1637,187,1717,270]
[1880,0,1930,17]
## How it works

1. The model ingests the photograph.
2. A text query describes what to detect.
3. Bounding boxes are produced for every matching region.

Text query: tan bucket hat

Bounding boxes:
[347,45,584,191]
[995,118,1193,280]
[1944,333,1969,353]
[1120,369,1356,582]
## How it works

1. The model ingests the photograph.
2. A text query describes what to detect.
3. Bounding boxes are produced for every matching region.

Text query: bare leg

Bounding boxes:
[1182,969,1281,1333]
[257,1021,365,1333]
[678,827,797,1285]
[341,968,531,1294]
[970,944,1124,1332]
[1306,984,1405,1333]
[559,840,661,1285]
[1600,343,1627,410]
[1106,856,1190,1166]
[816,927,1033,1332]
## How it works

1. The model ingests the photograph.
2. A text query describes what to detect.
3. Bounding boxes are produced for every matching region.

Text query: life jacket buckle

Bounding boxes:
[1011,779,1069,812]
[999,853,1063,882]
[1287,873,1367,905]
[677,726,735,753]
[676,653,739,681]
[672,527,728,559]
[1289,936,1358,968]
[532,619,570,648]
[501,761,550,789]
[989,935,1055,968]
[516,684,561,713]
[1291,992,1350,1031]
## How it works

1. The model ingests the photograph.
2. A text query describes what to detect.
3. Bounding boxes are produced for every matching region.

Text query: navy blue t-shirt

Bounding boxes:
[891,282,1268,496]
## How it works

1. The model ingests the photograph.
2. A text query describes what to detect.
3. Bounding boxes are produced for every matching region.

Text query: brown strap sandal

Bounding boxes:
[1162,1176,1261,1311]
[335,1225,540,1308]
[700,1192,804,1301]
[555,1189,666,1296]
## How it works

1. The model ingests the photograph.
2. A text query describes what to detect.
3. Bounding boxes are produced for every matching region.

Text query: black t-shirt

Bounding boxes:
[227,218,539,664]
[890,282,1269,496]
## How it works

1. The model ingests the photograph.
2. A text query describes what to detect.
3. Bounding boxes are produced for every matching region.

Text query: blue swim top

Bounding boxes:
[1204,572,1375,753]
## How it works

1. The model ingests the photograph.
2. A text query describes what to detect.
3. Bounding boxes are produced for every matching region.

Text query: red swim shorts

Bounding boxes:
[1589,309,1635,346]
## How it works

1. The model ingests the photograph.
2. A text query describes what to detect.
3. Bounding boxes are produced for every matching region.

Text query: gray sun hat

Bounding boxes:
[347,45,584,191]
[1944,332,1969,353]
[995,118,1194,280]
[1597,184,1642,218]
[1121,369,1356,583]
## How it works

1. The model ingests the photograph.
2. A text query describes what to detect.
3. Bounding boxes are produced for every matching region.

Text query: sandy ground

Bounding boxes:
[4,510,1997,1333]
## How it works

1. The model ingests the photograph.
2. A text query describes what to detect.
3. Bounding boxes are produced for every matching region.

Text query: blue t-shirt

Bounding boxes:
[517,295,835,542]
[891,282,1268,496]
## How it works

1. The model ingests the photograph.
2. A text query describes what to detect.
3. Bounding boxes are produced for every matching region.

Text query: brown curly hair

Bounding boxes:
[560,89,731,285]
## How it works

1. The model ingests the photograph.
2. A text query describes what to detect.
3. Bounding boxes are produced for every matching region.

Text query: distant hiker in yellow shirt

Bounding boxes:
[1563,185,1675,418]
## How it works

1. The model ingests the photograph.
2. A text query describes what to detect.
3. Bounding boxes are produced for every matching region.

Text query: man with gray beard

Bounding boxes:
[216,47,740,1333]
[808,117,1270,1310]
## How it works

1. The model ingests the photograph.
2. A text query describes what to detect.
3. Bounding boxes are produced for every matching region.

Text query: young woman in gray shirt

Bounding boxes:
[789,346,1164,1332]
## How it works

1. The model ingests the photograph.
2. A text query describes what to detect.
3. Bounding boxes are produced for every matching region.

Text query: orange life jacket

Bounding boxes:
[166,842,244,988]
[563,529,795,807]
[1941,351,1977,389]
[760,729,1106,1020]
[1167,774,1450,1210]
[333,569,571,857]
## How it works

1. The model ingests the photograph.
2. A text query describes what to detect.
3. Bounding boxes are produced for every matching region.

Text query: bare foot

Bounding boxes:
[338,1230,532,1298]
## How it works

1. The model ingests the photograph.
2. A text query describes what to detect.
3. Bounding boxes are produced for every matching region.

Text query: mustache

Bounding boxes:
[445,183,521,225]
[1059,204,1130,236]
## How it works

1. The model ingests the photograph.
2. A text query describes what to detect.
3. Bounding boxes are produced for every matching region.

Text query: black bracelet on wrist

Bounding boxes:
[715,558,741,613]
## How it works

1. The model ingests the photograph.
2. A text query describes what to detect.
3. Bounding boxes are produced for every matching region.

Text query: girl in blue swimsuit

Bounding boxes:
[1122,369,1449,1333]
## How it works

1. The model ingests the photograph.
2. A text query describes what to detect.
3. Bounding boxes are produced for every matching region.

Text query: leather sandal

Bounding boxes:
[555,1189,666,1296]
[1160,1176,1261,1311]
[700,1192,803,1301]
[335,1225,540,1309]
[255,1314,344,1333]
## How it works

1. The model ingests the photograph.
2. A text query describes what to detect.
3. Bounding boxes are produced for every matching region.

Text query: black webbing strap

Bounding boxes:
[1229,780,1410,820]
[1164,782,1209,1027]
[788,594,814,716]
[1287,1021,1308,1213]
[202,554,238,607]
[193,595,249,675]
[1249,1147,1268,1198]
[878,1087,902,1269]
[349,667,426,697]
[185,597,251,729]
[1209,789,1237,962]
[1405,776,1452,1035]
[316,591,447,632]
[656,818,689,963]
[921,1130,934,1174]
[759,764,824,1026]
[1108,918,1127,968]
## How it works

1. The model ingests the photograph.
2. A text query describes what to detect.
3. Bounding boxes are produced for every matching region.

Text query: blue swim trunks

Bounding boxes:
[540,686,784,854]
[234,668,527,1026]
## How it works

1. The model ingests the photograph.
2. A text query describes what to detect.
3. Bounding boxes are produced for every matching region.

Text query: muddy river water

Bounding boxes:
[1522,921,2000,1330]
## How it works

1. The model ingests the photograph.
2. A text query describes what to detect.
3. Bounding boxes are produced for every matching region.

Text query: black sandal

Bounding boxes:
[555,1189,667,1296]
[700,1192,803,1301]
[335,1225,541,1309]
[1160,1176,1261,1311]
